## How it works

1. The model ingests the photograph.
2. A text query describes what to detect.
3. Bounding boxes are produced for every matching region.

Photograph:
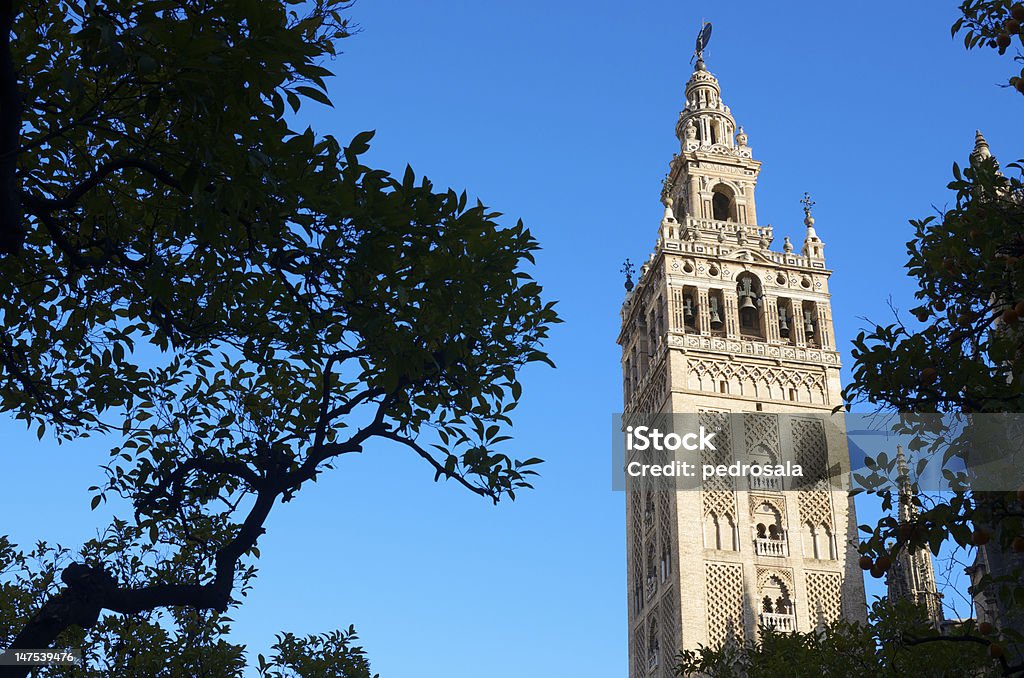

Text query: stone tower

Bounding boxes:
[887,445,944,626]
[618,54,866,677]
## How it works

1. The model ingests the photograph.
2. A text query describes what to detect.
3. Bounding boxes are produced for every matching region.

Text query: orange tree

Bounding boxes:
[0,1,558,674]
[955,0,1024,93]
[843,2,1024,670]
[675,599,994,678]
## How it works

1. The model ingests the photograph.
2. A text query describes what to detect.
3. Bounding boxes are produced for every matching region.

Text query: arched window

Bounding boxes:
[823,524,836,560]
[723,513,738,551]
[711,184,737,222]
[759,576,794,631]
[753,502,785,556]
[712,192,730,221]
[805,521,819,559]
[748,442,778,477]
[704,511,720,549]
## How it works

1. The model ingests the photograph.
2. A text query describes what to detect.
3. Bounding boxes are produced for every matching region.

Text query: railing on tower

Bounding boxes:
[754,537,788,558]
[748,474,782,492]
[759,612,795,632]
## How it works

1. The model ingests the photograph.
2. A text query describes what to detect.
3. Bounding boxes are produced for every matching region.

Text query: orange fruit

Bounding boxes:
[870,563,886,579]
[972,528,992,546]
[997,33,1012,48]
[1015,300,1024,316]
[858,555,873,571]
[979,621,994,635]
[1007,19,1021,33]
[876,555,892,571]
[1003,309,1020,324]
[1013,536,1024,553]
[1013,4,1024,21]
[920,367,939,385]
[990,643,1006,659]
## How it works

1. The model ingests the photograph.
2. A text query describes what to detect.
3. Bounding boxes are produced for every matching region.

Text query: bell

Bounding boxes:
[683,296,695,320]
[709,297,723,329]
[737,278,759,311]
[803,311,815,335]
[778,308,790,336]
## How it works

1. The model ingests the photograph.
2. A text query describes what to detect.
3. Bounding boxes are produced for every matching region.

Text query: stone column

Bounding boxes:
[697,288,711,336]
[763,294,779,343]
[793,301,807,347]
[723,291,739,339]
[816,304,832,350]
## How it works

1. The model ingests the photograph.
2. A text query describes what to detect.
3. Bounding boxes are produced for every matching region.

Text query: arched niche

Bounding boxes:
[711,183,738,222]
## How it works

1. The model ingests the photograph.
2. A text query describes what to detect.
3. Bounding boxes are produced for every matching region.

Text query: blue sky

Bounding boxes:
[1,1,1020,676]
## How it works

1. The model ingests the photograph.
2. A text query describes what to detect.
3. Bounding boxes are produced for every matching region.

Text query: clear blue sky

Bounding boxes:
[0,1,1019,676]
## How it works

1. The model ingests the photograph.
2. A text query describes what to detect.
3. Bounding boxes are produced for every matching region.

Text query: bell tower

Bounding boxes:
[619,48,866,678]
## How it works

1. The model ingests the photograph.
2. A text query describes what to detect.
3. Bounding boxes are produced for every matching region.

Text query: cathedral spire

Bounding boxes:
[887,445,944,627]
[895,444,917,524]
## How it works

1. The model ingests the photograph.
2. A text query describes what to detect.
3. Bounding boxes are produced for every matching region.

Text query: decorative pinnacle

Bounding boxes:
[621,259,636,293]
[662,196,675,222]
[970,129,992,165]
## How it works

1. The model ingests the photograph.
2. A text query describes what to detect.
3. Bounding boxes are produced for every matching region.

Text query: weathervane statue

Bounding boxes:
[692,21,712,64]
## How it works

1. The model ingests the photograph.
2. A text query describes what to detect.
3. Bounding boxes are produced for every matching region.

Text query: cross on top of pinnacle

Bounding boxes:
[800,192,815,216]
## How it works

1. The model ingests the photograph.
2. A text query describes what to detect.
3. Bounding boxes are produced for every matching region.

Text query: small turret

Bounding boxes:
[800,193,825,261]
